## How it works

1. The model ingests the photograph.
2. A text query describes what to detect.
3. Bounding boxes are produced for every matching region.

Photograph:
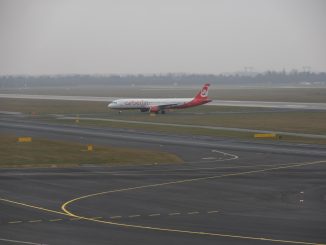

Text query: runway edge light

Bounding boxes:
[254,133,279,139]
[76,114,80,123]
[17,137,32,142]
[87,144,93,151]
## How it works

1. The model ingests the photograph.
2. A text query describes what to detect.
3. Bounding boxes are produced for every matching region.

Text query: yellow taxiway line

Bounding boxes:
[59,159,326,245]
[1,160,325,245]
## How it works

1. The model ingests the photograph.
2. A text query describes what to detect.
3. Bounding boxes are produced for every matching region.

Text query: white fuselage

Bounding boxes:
[108,98,192,109]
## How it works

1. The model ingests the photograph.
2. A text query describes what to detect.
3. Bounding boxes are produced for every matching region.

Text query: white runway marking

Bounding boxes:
[28,220,42,223]
[110,216,122,219]
[128,215,141,218]
[149,214,160,217]
[8,221,22,224]
[0,238,47,245]
[49,218,63,222]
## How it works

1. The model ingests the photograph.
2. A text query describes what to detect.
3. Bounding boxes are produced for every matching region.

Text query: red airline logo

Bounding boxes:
[201,87,208,97]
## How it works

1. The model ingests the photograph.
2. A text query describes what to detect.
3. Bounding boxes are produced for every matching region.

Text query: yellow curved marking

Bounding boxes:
[0,198,66,216]
[61,160,326,245]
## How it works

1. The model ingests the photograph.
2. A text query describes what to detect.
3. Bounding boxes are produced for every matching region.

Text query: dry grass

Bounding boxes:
[0,98,108,114]
[0,135,182,168]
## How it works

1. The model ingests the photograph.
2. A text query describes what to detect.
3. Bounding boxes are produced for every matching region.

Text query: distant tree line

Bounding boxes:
[0,71,326,88]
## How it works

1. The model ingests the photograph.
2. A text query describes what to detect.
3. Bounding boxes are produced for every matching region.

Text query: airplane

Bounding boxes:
[108,83,211,114]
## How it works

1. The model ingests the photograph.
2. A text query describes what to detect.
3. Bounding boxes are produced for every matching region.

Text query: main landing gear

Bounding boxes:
[155,110,165,114]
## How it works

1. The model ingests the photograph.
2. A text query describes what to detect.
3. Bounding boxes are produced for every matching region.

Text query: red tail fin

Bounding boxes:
[194,83,210,101]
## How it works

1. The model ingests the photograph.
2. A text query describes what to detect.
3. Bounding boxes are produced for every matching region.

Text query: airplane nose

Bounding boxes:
[108,103,112,108]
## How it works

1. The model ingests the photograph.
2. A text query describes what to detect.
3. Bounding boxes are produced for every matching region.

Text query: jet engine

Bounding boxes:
[140,108,150,112]
[149,106,160,113]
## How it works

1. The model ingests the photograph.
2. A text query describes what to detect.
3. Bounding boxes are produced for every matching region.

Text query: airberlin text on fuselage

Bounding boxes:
[125,100,150,106]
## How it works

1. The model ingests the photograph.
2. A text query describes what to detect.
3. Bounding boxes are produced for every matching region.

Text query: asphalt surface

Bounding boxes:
[1,93,326,110]
[1,117,326,245]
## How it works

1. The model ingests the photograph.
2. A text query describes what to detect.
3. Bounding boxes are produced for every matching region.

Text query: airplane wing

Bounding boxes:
[148,103,181,112]
[158,103,180,109]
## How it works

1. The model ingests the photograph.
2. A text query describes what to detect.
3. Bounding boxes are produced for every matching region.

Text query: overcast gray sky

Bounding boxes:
[0,0,325,75]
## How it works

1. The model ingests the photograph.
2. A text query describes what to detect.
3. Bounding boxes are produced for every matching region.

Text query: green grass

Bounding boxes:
[0,135,182,168]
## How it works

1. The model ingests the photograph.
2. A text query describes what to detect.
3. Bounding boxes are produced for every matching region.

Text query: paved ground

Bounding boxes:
[1,117,326,245]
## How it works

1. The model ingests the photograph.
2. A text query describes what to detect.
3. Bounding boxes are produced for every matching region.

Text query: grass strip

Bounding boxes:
[0,135,182,168]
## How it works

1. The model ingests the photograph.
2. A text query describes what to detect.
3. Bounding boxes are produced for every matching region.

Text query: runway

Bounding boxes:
[1,93,326,110]
[1,117,326,245]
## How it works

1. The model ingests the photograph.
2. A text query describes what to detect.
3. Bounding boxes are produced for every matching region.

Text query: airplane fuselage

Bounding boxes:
[108,84,211,113]
[109,98,192,109]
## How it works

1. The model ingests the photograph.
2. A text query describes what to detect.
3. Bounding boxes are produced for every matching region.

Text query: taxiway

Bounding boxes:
[1,117,326,245]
